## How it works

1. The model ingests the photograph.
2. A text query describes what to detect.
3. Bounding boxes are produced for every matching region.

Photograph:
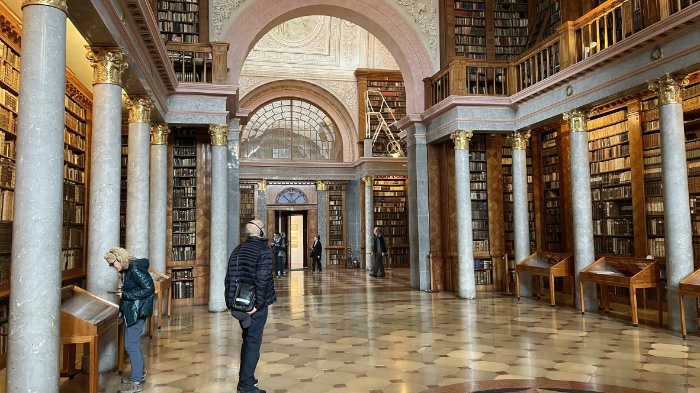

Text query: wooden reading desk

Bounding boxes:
[148,268,172,337]
[678,268,700,338]
[60,286,124,393]
[515,252,574,306]
[579,256,662,327]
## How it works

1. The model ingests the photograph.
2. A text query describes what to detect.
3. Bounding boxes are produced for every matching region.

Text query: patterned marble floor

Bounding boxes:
[13,268,700,392]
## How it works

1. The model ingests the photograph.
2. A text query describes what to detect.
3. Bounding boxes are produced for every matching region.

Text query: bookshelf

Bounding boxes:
[588,107,634,256]
[355,70,406,157]
[119,118,128,247]
[327,183,345,267]
[156,0,208,43]
[470,134,490,257]
[454,0,488,59]
[170,130,197,296]
[372,176,409,267]
[170,266,194,299]
[501,136,535,254]
[641,96,664,258]
[239,183,256,244]
[493,0,529,60]
[526,0,560,48]
[683,78,700,265]
[540,129,565,251]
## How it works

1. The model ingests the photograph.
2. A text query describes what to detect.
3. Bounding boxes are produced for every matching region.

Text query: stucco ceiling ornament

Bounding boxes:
[374,40,400,69]
[341,20,359,66]
[396,0,438,60]
[239,76,265,96]
[268,16,324,46]
[318,80,359,117]
[211,0,249,40]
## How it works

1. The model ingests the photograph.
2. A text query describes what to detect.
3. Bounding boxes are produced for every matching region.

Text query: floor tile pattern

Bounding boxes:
[21,269,700,392]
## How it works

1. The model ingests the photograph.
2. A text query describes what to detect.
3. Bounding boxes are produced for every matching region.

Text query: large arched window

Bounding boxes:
[241,99,341,161]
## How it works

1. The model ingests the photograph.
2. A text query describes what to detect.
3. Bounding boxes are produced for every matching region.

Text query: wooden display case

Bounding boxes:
[515,251,573,306]
[679,268,700,337]
[148,268,171,336]
[60,286,123,393]
[579,256,663,326]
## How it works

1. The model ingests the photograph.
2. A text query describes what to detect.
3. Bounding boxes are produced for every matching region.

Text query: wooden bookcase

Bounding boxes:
[683,76,700,266]
[454,0,488,59]
[355,69,406,157]
[588,106,636,256]
[494,0,529,60]
[327,183,346,268]
[372,176,409,267]
[239,183,256,244]
[119,117,128,247]
[539,128,566,252]
[156,0,208,43]
[641,96,664,258]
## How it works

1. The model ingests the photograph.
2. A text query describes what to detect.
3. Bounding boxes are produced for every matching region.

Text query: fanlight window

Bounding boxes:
[275,188,308,204]
[241,99,341,161]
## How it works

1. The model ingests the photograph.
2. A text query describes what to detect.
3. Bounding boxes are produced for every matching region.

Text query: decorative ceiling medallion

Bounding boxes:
[268,16,324,47]
[651,46,663,61]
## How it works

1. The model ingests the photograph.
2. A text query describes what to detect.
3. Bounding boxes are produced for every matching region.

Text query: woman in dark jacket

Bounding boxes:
[310,235,322,273]
[105,247,155,393]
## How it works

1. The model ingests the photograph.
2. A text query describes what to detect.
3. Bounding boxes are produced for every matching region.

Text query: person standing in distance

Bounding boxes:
[369,227,388,278]
[270,231,283,278]
[310,234,323,273]
[104,247,155,393]
[225,220,276,393]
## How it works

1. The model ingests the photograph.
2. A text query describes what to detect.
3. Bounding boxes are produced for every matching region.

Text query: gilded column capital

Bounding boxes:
[150,124,170,145]
[563,109,588,133]
[451,130,473,150]
[649,73,689,106]
[85,47,129,86]
[257,180,268,191]
[209,124,228,146]
[22,0,67,12]
[508,130,531,150]
[362,176,374,186]
[126,96,153,123]
[316,181,327,191]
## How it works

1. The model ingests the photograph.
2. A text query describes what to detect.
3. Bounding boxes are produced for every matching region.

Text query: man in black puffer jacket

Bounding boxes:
[225,219,276,393]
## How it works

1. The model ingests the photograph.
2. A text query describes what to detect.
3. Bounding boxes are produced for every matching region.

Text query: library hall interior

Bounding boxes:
[4,0,700,392]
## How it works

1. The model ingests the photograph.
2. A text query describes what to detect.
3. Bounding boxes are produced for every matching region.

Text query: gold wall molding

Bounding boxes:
[257,179,268,191]
[451,130,473,150]
[563,109,588,133]
[362,176,374,186]
[316,181,327,191]
[209,124,229,146]
[649,73,689,106]
[126,96,153,123]
[150,124,170,145]
[22,0,67,12]
[86,48,129,86]
[508,130,530,150]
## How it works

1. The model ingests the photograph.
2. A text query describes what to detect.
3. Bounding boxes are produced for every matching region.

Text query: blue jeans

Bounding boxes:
[276,256,286,276]
[238,307,268,392]
[125,318,146,382]
[272,252,280,275]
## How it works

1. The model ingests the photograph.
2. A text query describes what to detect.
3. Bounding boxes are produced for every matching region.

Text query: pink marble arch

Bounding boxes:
[222,0,435,115]
[239,80,360,162]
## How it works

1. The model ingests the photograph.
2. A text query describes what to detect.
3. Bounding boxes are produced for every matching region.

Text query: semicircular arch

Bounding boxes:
[224,0,434,115]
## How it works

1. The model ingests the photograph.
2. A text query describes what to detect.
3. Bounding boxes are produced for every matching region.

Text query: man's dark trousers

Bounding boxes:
[238,307,269,392]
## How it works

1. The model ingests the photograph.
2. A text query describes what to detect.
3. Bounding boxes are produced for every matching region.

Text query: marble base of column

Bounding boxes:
[209,146,228,311]
[126,122,150,258]
[513,150,532,297]
[455,149,476,299]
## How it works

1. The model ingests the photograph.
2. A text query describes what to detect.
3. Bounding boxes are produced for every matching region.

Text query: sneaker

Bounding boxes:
[121,371,147,384]
[117,381,143,393]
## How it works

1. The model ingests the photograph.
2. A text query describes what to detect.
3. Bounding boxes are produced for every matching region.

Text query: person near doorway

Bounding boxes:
[225,220,276,393]
[310,234,323,273]
[370,227,388,278]
[270,231,284,278]
[279,232,287,275]
[104,247,155,393]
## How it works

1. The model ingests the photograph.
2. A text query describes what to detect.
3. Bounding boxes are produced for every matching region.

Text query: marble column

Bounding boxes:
[7,0,67,390]
[227,120,241,253]
[257,180,268,226]
[509,130,533,297]
[346,180,363,264]
[406,122,432,290]
[649,74,697,332]
[363,176,375,270]
[149,124,170,277]
[563,109,598,312]
[452,130,476,299]
[85,47,129,370]
[316,181,328,270]
[209,124,229,312]
[125,97,153,258]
